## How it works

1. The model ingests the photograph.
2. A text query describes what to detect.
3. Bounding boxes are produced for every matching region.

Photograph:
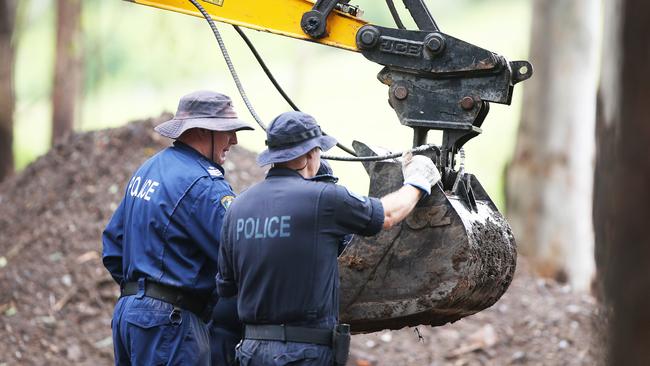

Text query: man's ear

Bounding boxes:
[307,147,319,160]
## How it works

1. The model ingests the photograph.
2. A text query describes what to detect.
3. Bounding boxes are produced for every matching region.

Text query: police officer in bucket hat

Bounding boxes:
[217,111,440,365]
[103,90,254,365]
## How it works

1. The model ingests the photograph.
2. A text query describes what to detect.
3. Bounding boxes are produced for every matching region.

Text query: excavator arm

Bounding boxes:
[124,0,531,180]
[123,0,367,51]
[123,0,528,332]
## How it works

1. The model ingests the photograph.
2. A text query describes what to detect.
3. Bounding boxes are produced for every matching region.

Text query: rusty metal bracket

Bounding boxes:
[301,0,359,39]
[356,22,532,187]
[300,0,533,182]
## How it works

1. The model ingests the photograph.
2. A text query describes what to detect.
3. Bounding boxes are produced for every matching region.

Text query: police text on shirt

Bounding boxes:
[128,176,160,201]
[236,216,291,240]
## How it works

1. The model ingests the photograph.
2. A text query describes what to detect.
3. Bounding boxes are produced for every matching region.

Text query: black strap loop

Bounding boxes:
[244,324,333,347]
[121,280,210,322]
[265,126,322,148]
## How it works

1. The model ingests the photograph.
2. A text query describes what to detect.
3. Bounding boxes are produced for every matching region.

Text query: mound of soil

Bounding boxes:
[0,115,266,365]
[0,116,604,365]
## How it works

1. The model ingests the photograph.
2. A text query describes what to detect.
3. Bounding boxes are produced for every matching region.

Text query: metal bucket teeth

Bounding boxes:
[338,143,517,333]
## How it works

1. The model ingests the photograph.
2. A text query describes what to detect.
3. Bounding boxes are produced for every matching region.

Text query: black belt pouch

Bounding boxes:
[332,324,351,366]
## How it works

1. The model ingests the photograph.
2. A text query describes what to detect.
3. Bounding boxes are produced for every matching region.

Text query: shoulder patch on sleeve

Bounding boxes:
[344,186,366,202]
[220,195,235,209]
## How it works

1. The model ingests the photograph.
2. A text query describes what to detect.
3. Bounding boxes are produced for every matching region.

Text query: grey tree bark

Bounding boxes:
[51,0,82,145]
[595,0,650,364]
[505,0,600,290]
[0,0,17,182]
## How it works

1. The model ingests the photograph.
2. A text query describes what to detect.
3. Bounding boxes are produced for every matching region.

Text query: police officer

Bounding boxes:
[102,91,254,365]
[216,111,440,365]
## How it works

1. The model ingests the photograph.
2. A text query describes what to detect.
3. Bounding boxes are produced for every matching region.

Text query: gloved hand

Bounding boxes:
[401,152,441,195]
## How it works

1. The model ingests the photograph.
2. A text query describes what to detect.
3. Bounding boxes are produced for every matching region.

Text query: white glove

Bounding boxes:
[401,152,441,195]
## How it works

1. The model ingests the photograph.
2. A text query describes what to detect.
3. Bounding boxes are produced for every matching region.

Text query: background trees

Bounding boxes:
[506,0,600,291]
[51,0,82,145]
[0,0,17,182]
[595,0,650,364]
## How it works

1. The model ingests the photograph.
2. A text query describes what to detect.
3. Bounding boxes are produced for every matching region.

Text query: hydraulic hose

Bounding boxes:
[187,0,437,162]
[385,0,406,29]
[232,25,358,157]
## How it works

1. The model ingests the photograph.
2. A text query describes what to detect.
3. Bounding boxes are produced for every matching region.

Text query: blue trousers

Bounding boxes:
[208,325,240,365]
[236,339,333,366]
[209,297,242,366]
[112,295,211,366]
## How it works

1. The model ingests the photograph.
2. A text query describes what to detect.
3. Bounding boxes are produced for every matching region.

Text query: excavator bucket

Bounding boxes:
[338,142,517,333]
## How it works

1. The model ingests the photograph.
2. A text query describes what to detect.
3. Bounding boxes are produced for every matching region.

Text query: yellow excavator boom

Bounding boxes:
[123,0,366,51]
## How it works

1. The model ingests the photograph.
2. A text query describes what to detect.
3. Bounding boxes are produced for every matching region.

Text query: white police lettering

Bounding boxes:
[128,176,160,201]
[236,216,291,240]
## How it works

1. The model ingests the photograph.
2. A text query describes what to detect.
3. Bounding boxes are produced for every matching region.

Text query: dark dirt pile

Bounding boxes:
[0,117,604,365]
[0,115,266,365]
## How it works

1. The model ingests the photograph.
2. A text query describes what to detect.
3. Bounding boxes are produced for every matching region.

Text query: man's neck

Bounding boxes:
[275,162,314,179]
[178,136,210,161]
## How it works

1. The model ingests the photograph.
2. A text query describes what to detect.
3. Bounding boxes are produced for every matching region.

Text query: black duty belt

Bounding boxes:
[121,280,209,321]
[244,324,333,347]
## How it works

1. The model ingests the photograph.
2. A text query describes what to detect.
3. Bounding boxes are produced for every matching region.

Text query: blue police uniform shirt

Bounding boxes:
[217,168,384,328]
[102,141,235,297]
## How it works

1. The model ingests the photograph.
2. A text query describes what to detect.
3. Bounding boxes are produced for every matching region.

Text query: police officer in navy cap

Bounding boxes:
[217,111,440,365]
[102,90,254,365]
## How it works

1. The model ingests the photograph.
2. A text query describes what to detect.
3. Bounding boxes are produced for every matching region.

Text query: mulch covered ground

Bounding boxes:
[348,258,605,366]
[0,117,605,365]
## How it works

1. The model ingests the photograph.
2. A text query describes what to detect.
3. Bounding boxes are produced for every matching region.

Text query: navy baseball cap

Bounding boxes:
[257,111,337,166]
[155,91,254,139]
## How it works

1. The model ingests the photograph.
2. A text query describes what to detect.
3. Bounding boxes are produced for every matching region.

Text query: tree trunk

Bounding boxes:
[505,0,600,290]
[595,0,650,364]
[51,0,82,145]
[0,0,17,182]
